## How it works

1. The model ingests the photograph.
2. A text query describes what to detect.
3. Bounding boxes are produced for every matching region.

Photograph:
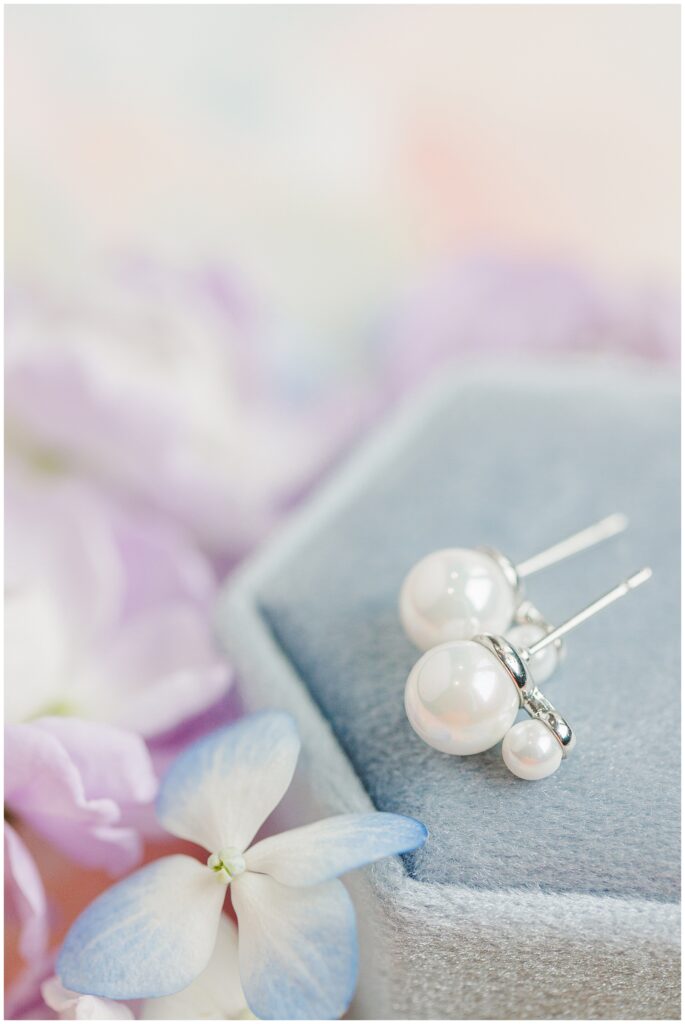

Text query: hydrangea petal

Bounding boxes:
[5,824,48,961]
[107,506,216,616]
[5,722,141,874]
[41,977,134,1020]
[99,605,230,738]
[156,711,300,854]
[5,582,70,723]
[6,473,126,644]
[5,953,56,1020]
[57,855,225,1000]
[31,717,157,806]
[6,468,228,737]
[141,915,246,1020]
[231,872,357,1020]
[245,812,428,886]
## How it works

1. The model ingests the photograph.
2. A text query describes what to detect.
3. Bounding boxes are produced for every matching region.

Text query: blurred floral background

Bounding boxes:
[4,5,679,1018]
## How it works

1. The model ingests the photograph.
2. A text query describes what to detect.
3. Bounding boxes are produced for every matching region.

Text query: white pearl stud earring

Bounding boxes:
[399,515,629,676]
[404,567,652,780]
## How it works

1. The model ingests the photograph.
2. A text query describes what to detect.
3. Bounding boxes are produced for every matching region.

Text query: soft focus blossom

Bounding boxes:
[9,256,674,569]
[6,263,360,559]
[5,466,232,991]
[5,954,58,1020]
[381,255,680,395]
[5,718,156,968]
[57,711,428,1019]
[5,823,49,962]
[5,720,157,875]
[44,916,249,1020]
[6,469,230,735]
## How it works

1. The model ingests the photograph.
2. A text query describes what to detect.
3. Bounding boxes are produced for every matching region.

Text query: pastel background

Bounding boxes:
[6,5,680,340]
[4,4,680,1018]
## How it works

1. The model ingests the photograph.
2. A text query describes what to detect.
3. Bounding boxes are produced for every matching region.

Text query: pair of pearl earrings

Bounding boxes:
[399,514,652,780]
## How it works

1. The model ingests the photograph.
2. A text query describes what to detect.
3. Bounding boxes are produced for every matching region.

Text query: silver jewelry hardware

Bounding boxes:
[478,513,629,670]
[473,566,652,758]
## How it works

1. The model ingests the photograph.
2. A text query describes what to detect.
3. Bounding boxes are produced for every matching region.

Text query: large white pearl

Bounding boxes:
[404,640,520,755]
[399,548,516,651]
[506,622,559,685]
[501,719,562,780]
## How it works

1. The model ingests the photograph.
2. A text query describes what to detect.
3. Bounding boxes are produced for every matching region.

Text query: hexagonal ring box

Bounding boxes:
[217,361,679,1019]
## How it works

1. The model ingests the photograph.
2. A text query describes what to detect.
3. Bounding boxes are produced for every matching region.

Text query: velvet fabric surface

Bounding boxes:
[218,359,680,1019]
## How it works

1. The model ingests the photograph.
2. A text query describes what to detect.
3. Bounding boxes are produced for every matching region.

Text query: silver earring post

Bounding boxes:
[525,567,652,658]
[515,513,629,579]
[474,566,652,762]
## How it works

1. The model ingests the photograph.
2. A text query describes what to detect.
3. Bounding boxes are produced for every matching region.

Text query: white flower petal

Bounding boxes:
[5,583,70,723]
[141,915,247,1020]
[57,856,225,999]
[231,872,357,1020]
[156,711,300,854]
[245,812,428,886]
[41,976,134,1019]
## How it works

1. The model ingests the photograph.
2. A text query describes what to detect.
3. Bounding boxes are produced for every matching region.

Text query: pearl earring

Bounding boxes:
[399,515,629,672]
[404,567,652,780]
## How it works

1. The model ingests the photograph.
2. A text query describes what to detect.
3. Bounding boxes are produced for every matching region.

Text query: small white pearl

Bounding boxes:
[405,640,520,755]
[502,719,562,781]
[506,622,559,685]
[399,548,517,651]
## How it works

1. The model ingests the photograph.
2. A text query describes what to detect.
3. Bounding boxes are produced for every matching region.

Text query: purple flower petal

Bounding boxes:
[30,718,157,807]
[6,470,232,736]
[5,720,155,875]
[98,606,230,739]
[5,824,49,962]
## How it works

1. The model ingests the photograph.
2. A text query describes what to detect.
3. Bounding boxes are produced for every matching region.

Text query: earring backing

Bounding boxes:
[399,514,629,662]
[404,568,652,780]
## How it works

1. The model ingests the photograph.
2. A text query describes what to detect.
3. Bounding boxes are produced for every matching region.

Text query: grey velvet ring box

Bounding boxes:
[217,360,680,1020]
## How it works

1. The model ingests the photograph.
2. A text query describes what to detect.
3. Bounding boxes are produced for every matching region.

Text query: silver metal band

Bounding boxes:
[477,550,565,661]
[473,633,530,693]
[520,685,575,756]
[472,633,574,757]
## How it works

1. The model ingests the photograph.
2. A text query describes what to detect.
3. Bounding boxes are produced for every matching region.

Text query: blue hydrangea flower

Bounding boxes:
[57,711,427,1019]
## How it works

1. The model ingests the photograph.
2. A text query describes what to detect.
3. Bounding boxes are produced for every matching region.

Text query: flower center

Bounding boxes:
[207,847,246,883]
